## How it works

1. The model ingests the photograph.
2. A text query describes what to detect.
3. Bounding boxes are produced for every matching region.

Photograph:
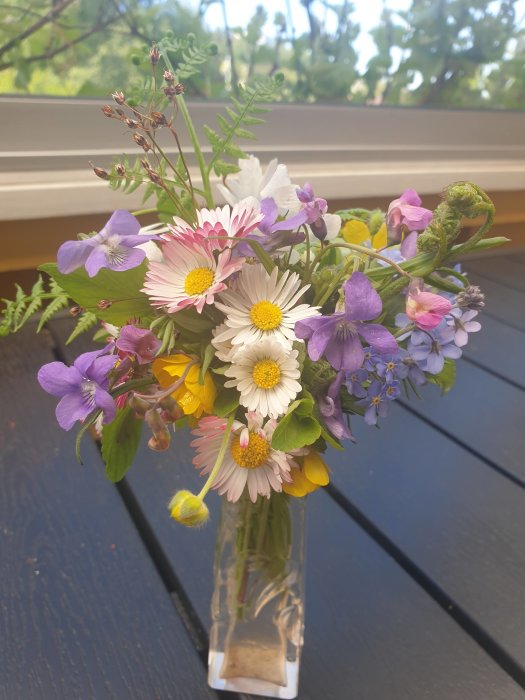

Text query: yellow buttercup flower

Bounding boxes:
[341,220,387,250]
[283,450,330,497]
[152,354,216,418]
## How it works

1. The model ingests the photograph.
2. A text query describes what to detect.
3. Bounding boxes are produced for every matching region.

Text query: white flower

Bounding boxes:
[224,338,302,418]
[211,322,236,363]
[142,237,244,314]
[214,264,319,347]
[216,156,296,215]
[191,412,294,502]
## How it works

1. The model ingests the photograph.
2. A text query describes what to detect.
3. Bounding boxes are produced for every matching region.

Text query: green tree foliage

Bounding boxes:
[0,0,523,109]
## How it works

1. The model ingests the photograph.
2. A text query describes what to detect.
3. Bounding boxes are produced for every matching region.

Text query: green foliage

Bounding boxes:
[427,359,456,395]
[101,407,143,482]
[213,389,239,418]
[66,312,98,345]
[0,275,68,336]
[39,262,153,325]
[204,74,284,177]
[271,396,322,452]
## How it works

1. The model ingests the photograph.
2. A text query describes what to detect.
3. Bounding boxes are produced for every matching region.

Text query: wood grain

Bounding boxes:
[0,327,218,700]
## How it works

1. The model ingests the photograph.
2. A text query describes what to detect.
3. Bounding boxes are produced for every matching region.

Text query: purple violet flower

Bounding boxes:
[295,272,399,372]
[408,325,461,375]
[387,189,433,240]
[296,183,329,240]
[446,309,481,347]
[318,371,354,441]
[235,197,307,256]
[345,368,369,398]
[115,325,161,364]
[57,210,159,277]
[37,350,117,430]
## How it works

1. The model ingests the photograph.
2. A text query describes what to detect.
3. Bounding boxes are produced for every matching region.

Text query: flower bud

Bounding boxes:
[112,91,125,105]
[91,164,109,180]
[133,133,151,151]
[101,105,114,117]
[69,305,83,317]
[145,408,170,451]
[125,118,139,129]
[163,70,174,83]
[457,285,485,310]
[151,111,167,127]
[115,163,126,176]
[149,46,160,65]
[97,299,112,310]
[174,83,185,95]
[169,490,209,527]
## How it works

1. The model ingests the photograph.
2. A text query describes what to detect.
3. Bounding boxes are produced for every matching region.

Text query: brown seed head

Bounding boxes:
[149,46,161,65]
[125,118,140,129]
[115,163,126,176]
[91,164,109,180]
[163,85,176,98]
[163,70,174,83]
[101,105,114,117]
[147,170,163,186]
[112,91,125,105]
[97,299,113,310]
[174,83,185,95]
[69,306,82,317]
[151,111,167,127]
[133,133,151,151]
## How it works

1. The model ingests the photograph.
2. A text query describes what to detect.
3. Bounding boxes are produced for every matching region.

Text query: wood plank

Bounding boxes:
[124,431,525,700]
[330,402,525,671]
[399,361,525,481]
[465,257,525,292]
[463,272,525,331]
[0,327,217,700]
[462,312,525,389]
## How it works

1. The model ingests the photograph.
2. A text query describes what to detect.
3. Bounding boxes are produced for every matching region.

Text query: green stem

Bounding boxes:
[307,241,411,281]
[159,45,214,208]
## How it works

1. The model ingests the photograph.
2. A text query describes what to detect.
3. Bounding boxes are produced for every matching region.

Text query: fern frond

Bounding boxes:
[0,275,70,335]
[66,312,98,344]
[205,74,284,177]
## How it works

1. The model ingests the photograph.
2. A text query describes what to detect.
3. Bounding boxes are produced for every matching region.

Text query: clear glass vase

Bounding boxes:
[208,492,306,699]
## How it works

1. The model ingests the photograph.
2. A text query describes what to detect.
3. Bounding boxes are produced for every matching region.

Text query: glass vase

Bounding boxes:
[208,492,306,699]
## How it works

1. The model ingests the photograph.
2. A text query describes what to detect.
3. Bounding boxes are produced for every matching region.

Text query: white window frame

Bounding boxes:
[1,96,524,220]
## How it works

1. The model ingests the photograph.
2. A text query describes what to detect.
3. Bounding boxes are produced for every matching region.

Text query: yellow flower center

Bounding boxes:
[249,300,283,330]
[252,359,281,389]
[184,267,214,296]
[230,432,270,469]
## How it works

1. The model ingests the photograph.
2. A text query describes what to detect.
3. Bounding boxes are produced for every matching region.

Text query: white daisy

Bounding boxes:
[211,323,236,363]
[142,237,243,314]
[191,412,294,503]
[213,264,319,348]
[224,338,302,419]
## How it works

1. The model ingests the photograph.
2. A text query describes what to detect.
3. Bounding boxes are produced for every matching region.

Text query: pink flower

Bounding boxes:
[167,197,263,251]
[142,237,244,314]
[387,189,433,239]
[406,283,452,330]
[115,325,161,364]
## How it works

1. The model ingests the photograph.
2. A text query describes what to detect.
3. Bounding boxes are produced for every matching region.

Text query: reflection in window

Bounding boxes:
[0,0,523,109]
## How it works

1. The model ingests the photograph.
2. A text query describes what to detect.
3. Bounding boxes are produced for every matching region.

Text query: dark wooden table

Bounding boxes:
[1,252,525,700]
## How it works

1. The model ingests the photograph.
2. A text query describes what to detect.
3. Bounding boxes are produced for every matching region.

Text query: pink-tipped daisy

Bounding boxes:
[142,237,243,314]
[168,197,263,250]
[191,412,294,502]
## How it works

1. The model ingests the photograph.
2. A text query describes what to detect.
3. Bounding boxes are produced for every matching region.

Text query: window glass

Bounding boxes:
[0,0,524,109]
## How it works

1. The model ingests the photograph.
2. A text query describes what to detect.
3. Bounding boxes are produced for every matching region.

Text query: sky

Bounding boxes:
[186,0,411,72]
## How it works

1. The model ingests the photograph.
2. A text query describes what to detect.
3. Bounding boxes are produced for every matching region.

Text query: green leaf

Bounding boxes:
[427,359,456,395]
[101,407,143,482]
[271,398,322,451]
[199,342,215,385]
[214,389,239,417]
[39,262,153,325]
[243,239,275,274]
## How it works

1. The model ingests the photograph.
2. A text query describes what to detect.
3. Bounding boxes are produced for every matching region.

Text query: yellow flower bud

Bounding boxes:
[168,490,209,528]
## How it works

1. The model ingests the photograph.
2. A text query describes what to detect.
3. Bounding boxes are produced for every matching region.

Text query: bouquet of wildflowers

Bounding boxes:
[0,38,504,530]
